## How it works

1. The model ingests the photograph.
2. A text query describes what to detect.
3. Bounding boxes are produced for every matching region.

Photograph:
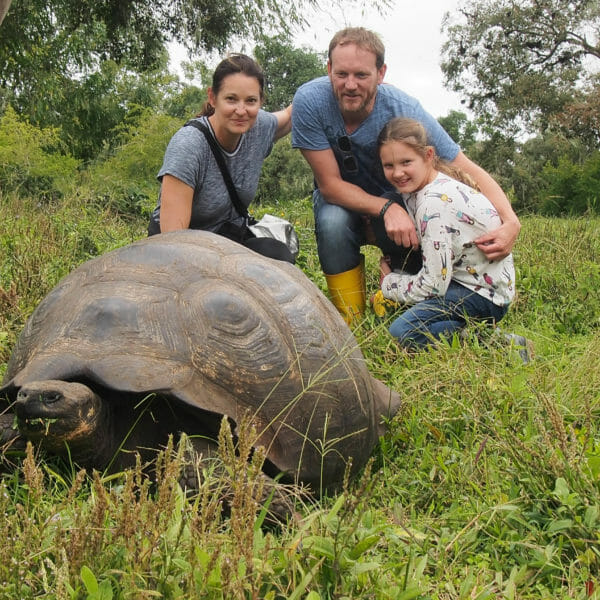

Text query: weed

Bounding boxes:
[1,187,600,598]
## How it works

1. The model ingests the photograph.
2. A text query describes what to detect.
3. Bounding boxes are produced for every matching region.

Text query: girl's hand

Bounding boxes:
[379,255,392,283]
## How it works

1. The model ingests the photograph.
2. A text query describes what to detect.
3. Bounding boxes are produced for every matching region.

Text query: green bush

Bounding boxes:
[0,106,80,200]
[84,110,181,218]
[255,137,314,206]
[163,84,207,120]
[540,152,600,215]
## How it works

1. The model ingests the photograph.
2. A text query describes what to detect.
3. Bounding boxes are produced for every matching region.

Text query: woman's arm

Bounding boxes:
[159,175,194,232]
[273,105,292,140]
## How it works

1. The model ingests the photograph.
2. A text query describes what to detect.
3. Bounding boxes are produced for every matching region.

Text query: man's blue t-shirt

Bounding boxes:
[291,76,460,197]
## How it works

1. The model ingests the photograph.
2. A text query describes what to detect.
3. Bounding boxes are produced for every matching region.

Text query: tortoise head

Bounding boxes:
[15,380,112,464]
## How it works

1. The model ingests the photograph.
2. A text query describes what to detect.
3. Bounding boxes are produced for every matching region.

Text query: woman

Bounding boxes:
[148,53,293,261]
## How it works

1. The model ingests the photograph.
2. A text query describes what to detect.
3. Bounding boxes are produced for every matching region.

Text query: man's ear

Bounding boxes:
[377,64,387,84]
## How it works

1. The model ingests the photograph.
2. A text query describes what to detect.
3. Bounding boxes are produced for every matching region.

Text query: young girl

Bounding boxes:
[373,117,515,349]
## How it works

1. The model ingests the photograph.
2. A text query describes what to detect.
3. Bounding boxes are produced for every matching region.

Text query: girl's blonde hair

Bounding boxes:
[377,117,479,190]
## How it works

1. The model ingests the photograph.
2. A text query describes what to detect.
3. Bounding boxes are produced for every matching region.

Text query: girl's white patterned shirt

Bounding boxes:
[381,173,515,307]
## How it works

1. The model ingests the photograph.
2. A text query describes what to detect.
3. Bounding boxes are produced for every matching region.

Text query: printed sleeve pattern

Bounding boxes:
[381,205,455,304]
[381,174,515,307]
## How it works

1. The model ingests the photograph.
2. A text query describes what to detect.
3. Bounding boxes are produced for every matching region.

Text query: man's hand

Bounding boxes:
[383,203,419,248]
[475,220,521,260]
[452,151,521,260]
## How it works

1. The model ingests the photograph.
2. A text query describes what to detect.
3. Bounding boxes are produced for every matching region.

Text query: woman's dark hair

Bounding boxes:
[199,53,265,117]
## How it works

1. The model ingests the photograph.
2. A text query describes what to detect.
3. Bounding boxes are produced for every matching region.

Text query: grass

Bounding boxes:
[1,186,600,599]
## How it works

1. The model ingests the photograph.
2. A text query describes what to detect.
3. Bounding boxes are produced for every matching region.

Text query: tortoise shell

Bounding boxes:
[1,230,399,491]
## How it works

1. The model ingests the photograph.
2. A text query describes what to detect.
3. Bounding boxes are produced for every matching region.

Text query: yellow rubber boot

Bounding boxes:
[325,255,366,324]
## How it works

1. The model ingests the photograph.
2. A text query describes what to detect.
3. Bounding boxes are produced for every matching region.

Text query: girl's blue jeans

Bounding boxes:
[388,280,509,349]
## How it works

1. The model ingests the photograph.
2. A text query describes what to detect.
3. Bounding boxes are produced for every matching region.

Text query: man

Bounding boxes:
[292,27,520,322]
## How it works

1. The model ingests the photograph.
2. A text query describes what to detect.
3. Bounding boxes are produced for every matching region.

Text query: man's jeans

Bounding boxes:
[313,189,421,274]
[388,280,509,349]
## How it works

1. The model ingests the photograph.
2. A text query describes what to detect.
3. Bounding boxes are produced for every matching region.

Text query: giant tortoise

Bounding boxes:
[0,230,400,508]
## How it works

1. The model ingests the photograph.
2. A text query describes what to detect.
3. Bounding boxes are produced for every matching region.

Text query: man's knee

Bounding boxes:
[315,198,356,237]
[313,193,364,274]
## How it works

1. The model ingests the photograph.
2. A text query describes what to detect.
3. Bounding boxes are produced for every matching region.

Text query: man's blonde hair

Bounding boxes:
[328,27,385,69]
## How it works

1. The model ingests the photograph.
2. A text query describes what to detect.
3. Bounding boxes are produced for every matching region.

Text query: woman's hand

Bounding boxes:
[274,105,292,140]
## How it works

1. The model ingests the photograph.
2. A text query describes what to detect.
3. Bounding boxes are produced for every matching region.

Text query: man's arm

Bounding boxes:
[301,147,419,248]
[451,151,520,260]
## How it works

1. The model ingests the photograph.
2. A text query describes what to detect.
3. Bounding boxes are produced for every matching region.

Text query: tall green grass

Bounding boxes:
[1,187,599,599]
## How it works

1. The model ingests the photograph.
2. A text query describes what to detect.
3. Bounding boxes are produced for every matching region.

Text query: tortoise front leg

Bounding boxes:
[0,411,26,459]
[179,433,303,526]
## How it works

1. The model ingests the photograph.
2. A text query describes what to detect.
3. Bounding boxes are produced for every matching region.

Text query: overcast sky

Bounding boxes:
[169,1,466,119]
[293,0,465,118]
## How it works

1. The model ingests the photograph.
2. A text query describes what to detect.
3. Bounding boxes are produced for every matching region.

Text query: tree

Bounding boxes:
[254,34,326,111]
[0,0,367,99]
[507,132,582,212]
[0,0,376,160]
[550,81,600,147]
[441,0,600,137]
[66,63,183,160]
[0,0,174,158]
[437,110,478,152]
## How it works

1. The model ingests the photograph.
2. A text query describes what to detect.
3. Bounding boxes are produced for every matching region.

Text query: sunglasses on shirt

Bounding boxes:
[337,135,358,174]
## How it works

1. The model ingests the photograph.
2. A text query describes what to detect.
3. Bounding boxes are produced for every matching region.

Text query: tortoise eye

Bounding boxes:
[43,393,61,404]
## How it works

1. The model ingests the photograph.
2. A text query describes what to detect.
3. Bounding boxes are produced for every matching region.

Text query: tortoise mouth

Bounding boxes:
[15,401,76,439]
[18,416,60,437]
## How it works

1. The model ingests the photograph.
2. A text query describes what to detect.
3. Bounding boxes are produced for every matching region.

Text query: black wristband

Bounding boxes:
[379,199,394,219]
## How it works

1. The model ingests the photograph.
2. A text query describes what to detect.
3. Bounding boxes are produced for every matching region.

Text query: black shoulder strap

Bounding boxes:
[184,119,248,219]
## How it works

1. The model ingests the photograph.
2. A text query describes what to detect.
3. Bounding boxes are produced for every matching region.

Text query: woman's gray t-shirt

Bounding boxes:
[150,110,277,231]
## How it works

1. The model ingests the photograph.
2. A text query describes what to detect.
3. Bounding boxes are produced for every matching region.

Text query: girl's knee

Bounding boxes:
[388,320,414,344]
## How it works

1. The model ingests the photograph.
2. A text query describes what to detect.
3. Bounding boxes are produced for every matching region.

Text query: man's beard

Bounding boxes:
[338,88,376,116]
